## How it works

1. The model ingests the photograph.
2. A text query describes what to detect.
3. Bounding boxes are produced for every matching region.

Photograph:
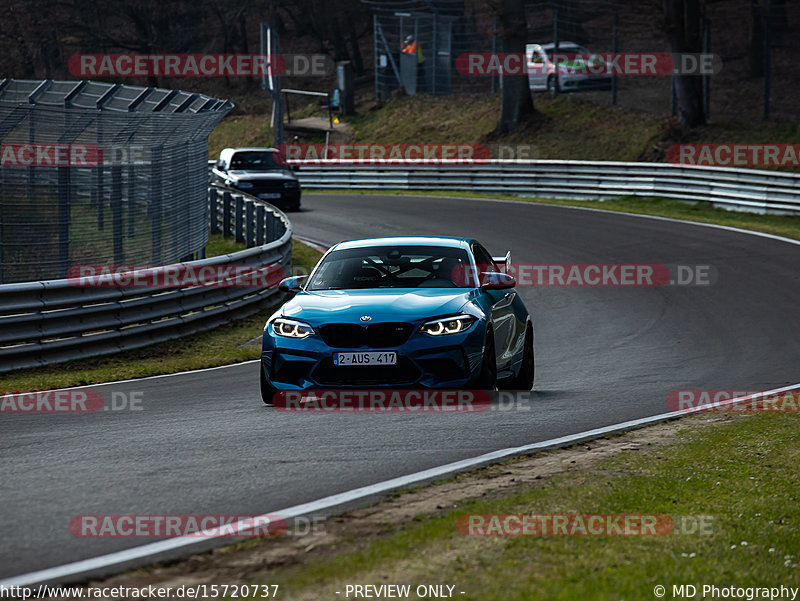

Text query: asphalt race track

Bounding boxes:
[2,192,799,581]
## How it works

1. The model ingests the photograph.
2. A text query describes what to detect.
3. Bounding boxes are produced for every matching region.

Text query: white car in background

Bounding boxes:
[526,42,613,94]
[211,147,302,211]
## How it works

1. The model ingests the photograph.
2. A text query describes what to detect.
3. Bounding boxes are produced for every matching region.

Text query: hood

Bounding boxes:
[280,288,477,325]
[228,169,296,181]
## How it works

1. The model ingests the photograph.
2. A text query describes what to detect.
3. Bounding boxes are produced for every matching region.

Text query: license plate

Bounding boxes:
[258,193,281,199]
[334,351,397,366]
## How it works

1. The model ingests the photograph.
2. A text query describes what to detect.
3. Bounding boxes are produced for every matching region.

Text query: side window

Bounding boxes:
[472,244,498,273]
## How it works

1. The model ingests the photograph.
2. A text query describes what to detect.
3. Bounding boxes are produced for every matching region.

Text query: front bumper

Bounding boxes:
[249,188,301,210]
[261,320,487,390]
[560,75,613,91]
[230,184,301,210]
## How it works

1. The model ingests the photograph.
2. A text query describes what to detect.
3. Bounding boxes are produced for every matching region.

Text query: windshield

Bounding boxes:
[308,245,474,290]
[229,151,279,171]
[545,46,589,58]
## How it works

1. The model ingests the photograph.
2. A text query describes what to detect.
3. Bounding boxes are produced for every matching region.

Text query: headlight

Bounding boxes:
[283,181,298,188]
[419,314,476,336]
[236,181,254,189]
[272,317,314,339]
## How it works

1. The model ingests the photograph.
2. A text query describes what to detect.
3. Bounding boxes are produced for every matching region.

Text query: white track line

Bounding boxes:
[292,234,331,254]
[4,383,799,587]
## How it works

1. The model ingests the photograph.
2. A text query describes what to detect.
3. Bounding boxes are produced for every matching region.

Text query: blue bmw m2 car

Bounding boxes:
[260,236,534,403]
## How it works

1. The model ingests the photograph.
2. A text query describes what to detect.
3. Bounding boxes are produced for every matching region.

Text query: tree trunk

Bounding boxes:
[346,15,364,75]
[749,1,764,76]
[493,0,536,135]
[771,0,788,33]
[664,0,705,128]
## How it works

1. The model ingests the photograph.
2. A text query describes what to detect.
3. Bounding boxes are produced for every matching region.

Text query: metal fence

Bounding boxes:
[0,79,232,284]
[0,188,290,374]
[366,0,497,99]
[294,160,800,215]
[363,0,799,122]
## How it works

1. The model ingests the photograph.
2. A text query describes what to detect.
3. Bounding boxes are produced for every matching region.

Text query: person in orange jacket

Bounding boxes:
[402,35,425,92]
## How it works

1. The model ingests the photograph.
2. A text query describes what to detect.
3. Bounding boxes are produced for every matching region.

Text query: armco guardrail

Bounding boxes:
[0,188,290,373]
[293,160,800,215]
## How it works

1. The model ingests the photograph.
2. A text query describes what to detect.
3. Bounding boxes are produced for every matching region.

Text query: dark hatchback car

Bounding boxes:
[211,147,301,211]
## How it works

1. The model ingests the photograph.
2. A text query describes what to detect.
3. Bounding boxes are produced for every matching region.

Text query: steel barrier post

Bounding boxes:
[209,189,220,234]
[234,195,244,243]
[256,204,266,246]
[223,191,232,238]
[246,201,255,247]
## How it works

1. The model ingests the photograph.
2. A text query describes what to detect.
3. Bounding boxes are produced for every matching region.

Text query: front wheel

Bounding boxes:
[506,324,534,391]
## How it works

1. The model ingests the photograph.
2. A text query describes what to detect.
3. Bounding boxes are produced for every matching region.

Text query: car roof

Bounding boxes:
[332,236,475,251]
[218,147,278,161]
[529,42,584,50]
[226,147,279,153]
[541,41,583,49]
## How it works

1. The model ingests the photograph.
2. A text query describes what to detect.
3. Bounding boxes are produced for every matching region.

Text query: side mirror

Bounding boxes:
[278,275,307,293]
[480,272,516,290]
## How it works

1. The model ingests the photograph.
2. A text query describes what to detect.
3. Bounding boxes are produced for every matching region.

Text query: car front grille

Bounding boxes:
[318,323,414,348]
[243,181,287,195]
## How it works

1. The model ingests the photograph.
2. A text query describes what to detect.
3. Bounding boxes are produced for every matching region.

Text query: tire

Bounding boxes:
[475,330,497,391]
[506,324,534,391]
[260,364,277,406]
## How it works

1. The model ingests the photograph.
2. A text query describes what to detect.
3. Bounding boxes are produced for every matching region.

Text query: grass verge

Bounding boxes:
[0,240,323,393]
[209,93,800,168]
[245,412,800,600]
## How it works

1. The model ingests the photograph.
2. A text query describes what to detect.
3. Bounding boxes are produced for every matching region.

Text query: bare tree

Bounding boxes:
[492,0,537,135]
[277,0,369,75]
[749,0,787,77]
[664,0,705,128]
[749,0,765,76]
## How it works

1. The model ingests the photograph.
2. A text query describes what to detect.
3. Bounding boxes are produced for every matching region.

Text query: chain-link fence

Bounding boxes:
[363,0,799,123]
[0,79,232,284]
[365,0,499,100]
